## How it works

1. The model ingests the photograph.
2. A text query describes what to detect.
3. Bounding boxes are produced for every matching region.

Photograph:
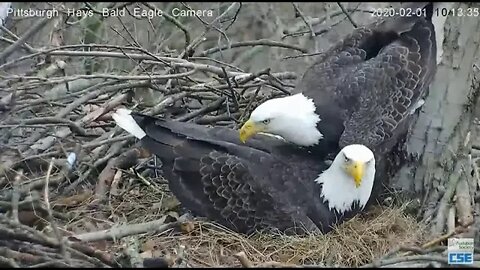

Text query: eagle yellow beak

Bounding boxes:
[239,119,264,143]
[346,161,365,188]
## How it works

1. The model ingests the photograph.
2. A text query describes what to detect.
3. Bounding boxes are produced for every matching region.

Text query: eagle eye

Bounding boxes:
[262,119,270,125]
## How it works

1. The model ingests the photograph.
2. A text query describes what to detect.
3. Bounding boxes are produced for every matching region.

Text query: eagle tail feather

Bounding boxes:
[112,108,147,139]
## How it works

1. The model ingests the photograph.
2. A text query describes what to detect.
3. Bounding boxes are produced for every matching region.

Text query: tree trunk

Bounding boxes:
[391,2,480,239]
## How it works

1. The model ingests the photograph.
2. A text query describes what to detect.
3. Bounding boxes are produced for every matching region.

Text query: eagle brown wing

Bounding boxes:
[294,3,437,155]
[135,114,337,235]
[339,18,436,151]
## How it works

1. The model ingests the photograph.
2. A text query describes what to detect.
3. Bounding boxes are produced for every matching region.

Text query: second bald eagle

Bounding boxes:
[240,2,438,161]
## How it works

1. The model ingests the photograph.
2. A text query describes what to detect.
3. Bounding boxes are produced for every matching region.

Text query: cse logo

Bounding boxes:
[448,253,473,264]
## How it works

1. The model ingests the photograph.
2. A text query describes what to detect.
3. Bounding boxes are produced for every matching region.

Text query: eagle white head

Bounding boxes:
[239,93,323,146]
[316,144,376,213]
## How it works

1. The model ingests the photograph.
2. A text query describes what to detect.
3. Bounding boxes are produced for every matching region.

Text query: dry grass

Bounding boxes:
[61,173,429,268]
[151,204,426,268]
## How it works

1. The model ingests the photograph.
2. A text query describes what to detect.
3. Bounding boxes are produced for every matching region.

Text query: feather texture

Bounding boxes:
[113,111,375,235]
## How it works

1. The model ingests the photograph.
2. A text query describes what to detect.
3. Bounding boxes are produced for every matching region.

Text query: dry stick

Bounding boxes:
[189,56,245,72]
[8,117,88,136]
[13,82,114,154]
[0,25,36,53]
[183,2,232,51]
[195,112,241,125]
[13,80,114,112]
[432,160,465,235]
[282,6,370,37]
[143,2,190,51]
[238,86,261,125]
[0,17,50,63]
[10,172,21,223]
[397,220,475,259]
[0,215,59,248]
[0,49,179,70]
[23,81,148,157]
[62,129,124,195]
[43,158,68,259]
[455,175,474,226]
[361,254,448,268]
[148,92,188,115]
[221,66,239,113]
[95,146,141,201]
[179,2,240,59]
[0,172,68,202]
[198,39,308,57]
[68,242,119,267]
[337,2,358,28]
[2,49,294,83]
[421,220,474,250]
[0,43,171,70]
[447,205,456,234]
[1,69,197,84]
[68,215,188,242]
[292,3,316,38]
[0,255,20,268]
[83,135,134,149]
[175,97,226,122]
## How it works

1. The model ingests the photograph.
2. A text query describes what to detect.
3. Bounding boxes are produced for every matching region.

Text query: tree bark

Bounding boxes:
[391,2,480,238]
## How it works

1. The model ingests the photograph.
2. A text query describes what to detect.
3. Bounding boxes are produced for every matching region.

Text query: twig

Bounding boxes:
[178,2,240,59]
[1,69,197,84]
[221,67,239,114]
[123,236,143,268]
[174,245,187,267]
[0,17,50,63]
[196,112,242,125]
[455,176,474,226]
[43,158,68,259]
[0,25,36,53]
[337,2,357,28]
[421,221,474,250]
[11,171,22,223]
[8,117,88,136]
[0,255,20,267]
[175,97,226,122]
[198,39,308,57]
[432,160,465,235]
[238,86,261,123]
[0,43,175,70]
[292,3,316,38]
[94,141,135,201]
[142,2,191,53]
[83,135,134,149]
[131,169,163,194]
[68,215,188,242]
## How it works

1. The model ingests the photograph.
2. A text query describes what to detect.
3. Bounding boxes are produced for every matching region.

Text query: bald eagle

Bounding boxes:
[239,2,438,199]
[112,108,376,235]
